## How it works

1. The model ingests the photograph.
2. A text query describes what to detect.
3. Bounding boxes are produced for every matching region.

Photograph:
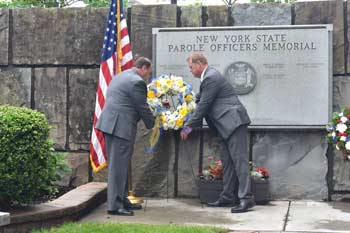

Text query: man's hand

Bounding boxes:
[161,99,171,109]
[180,126,192,140]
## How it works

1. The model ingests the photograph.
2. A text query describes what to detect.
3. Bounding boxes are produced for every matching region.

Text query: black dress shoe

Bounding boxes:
[108,208,134,216]
[231,199,255,213]
[207,198,237,207]
[125,203,142,210]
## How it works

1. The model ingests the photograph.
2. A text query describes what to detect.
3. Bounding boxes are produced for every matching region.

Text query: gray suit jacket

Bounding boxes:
[186,66,250,140]
[96,68,155,141]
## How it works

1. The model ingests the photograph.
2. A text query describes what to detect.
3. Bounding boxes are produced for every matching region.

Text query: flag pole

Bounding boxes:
[127,160,143,204]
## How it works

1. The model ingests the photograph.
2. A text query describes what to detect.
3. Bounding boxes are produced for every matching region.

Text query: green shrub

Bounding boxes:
[0,105,65,210]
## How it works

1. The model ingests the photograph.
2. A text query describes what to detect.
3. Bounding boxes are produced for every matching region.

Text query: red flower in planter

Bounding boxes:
[256,167,269,179]
[251,166,270,180]
[200,155,223,180]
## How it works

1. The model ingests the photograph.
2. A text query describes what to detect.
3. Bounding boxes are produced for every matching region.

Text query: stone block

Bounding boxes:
[92,166,108,182]
[12,8,108,65]
[133,126,175,197]
[206,5,230,26]
[295,0,344,74]
[231,3,291,26]
[252,131,328,200]
[0,68,31,107]
[332,76,350,191]
[0,9,9,65]
[180,6,202,27]
[333,76,350,111]
[131,5,176,59]
[0,212,10,227]
[333,150,350,191]
[177,130,201,197]
[34,68,67,150]
[68,69,99,151]
[67,152,89,187]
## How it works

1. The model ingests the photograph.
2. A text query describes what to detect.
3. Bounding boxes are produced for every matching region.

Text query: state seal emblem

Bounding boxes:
[224,61,257,95]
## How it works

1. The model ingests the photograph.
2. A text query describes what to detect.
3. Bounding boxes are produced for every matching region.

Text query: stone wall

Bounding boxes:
[0,1,350,199]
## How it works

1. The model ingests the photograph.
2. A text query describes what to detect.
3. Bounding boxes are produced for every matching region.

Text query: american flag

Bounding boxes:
[90,0,133,172]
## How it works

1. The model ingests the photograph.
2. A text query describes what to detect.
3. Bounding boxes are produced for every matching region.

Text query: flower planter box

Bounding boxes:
[197,179,270,204]
[197,179,223,204]
[251,179,270,204]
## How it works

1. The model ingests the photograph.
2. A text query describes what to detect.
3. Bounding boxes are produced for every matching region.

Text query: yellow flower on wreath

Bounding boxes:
[147,90,155,99]
[176,118,184,127]
[185,94,193,102]
[179,107,188,117]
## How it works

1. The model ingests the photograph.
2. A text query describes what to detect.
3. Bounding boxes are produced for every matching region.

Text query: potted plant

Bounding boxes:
[250,166,270,204]
[197,156,223,203]
[327,107,350,160]
[197,156,270,204]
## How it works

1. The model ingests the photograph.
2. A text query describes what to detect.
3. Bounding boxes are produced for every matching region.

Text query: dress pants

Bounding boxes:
[104,133,134,211]
[219,124,253,201]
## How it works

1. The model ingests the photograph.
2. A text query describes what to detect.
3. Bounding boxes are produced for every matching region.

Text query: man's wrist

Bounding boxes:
[183,126,192,132]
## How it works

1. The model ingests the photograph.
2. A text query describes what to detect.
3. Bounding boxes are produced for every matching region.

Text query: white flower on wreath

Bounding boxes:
[341,116,348,123]
[336,123,347,133]
[346,141,350,151]
[340,136,347,142]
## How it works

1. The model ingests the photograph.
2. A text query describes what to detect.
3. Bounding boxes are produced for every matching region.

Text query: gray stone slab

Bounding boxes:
[332,150,350,192]
[131,5,176,59]
[0,68,31,107]
[55,152,89,187]
[206,5,230,27]
[0,212,10,227]
[133,128,175,198]
[12,8,107,65]
[68,69,99,151]
[287,200,350,232]
[332,76,350,191]
[0,9,9,65]
[333,76,350,111]
[34,68,67,150]
[232,3,291,26]
[295,0,344,74]
[177,130,201,197]
[92,165,108,182]
[80,199,288,231]
[180,6,202,27]
[252,131,328,200]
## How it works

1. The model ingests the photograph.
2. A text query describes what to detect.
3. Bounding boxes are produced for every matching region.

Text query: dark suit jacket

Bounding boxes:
[96,68,155,141]
[186,66,250,140]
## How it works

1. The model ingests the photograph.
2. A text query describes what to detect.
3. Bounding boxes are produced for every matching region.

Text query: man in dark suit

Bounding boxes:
[96,57,155,216]
[181,52,255,213]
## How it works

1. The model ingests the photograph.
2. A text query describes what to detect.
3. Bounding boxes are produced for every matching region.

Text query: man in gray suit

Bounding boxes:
[181,52,255,213]
[96,57,155,216]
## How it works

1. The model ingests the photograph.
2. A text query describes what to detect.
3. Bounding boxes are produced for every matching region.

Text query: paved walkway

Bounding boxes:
[80,198,350,232]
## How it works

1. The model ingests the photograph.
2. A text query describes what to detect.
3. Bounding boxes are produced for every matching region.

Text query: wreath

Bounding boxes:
[327,107,350,160]
[147,74,196,130]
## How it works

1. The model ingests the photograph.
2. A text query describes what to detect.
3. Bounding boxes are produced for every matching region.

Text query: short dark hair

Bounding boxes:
[134,57,152,69]
[187,52,208,65]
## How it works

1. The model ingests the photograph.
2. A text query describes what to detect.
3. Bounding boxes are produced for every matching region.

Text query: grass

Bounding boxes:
[33,222,229,233]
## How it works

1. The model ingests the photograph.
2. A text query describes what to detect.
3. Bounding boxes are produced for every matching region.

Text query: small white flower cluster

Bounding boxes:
[327,110,350,160]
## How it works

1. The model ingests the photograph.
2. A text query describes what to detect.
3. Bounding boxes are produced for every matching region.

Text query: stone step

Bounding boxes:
[0,212,10,227]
